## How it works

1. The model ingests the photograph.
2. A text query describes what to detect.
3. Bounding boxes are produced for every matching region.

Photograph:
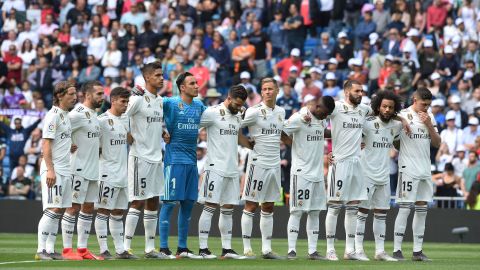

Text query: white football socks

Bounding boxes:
[143,210,158,253]
[219,208,233,249]
[260,211,273,255]
[95,213,109,253]
[198,205,215,249]
[109,214,125,254]
[412,205,428,252]
[241,210,254,253]
[355,211,368,253]
[123,208,140,251]
[325,203,341,252]
[344,204,359,254]
[37,210,60,253]
[287,211,302,253]
[373,213,387,254]
[393,203,412,252]
[306,210,320,255]
[61,213,76,249]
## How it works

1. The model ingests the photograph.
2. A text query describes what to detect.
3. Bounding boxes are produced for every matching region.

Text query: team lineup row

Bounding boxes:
[35,61,440,262]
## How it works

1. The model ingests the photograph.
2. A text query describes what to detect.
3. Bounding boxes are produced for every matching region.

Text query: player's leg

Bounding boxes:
[218,177,241,259]
[306,210,321,259]
[124,156,144,253]
[159,164,176,256]
[372,183,396,261]
[344,200,360,259]
[344,159,365,260]
[412,179,433,262]
[144,197,159,255]
[95,207,111,259]
[393,172,414,260]
[306,180,326,260]
[37,207,62,260]
[110,208,137,259]
[144,161,164,256]
[76,180,100,260]
[355,208,369,258]
[61,175,82,260]
[287,174,302,259]
[240,161,261,258]
[325,161,344,260]
[197,170,220,258]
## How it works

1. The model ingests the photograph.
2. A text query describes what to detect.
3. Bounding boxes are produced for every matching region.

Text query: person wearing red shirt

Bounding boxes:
[301,74,322,101]
[426,0,449,32]
[4,45,22,85]
[274,48,303,83]
[189,54,210,97]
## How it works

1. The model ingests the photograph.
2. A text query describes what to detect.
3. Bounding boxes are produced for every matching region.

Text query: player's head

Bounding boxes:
[412,87,433,112]
[110,87,130,114]
[142,61,164,89]
[225,85,248,114]
[176,72,199,98]
[344,79,363,105]
[371,90,402,122]
[260,77,279,104]
[81,80,104,109]
[310,96,335,120]
[53,80,77,110]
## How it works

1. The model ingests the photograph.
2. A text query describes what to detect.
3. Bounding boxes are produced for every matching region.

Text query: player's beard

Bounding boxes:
[92,99,103,109]
[379,112,393,123]
[227,103,239,115]
[348,94,362,105]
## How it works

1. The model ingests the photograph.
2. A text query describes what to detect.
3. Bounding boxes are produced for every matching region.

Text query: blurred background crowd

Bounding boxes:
[1,0,480,209]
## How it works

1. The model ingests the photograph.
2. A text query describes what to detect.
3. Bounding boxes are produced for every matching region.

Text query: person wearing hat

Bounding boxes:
[323,72,341,99]
[348,58,367,85]
[401,42,420,86]
[452,145,468,177]
[332,31,353,70]
[462,117,480,150]
[431,99,446,128]
[418,39,440,80]
[441,110,464,154]
[239,71,257,94]
[273,48,302,83]
[204,88,222,106]
[438,45,462,83]
[448,95,469,129]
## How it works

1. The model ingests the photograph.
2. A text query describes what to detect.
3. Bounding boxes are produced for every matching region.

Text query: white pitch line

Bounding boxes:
[0,260,40,265]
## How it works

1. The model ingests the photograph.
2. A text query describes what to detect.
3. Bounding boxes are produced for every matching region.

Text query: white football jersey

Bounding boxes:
[284,107,326,182]
[242,102,285,168]
[328,100,371,161]
[40,106,72,176]
[361,116,402,184]
[398,107,438,179]
[69,104,100,180]
[126,91,164,163]
[98,111,129,188]
[200,103,242,178]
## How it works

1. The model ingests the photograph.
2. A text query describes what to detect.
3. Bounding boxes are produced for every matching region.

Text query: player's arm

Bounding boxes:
[418,111,441,148]
[280,131,292,146]
[238,133,254,149]
[199,108,214,128]
[240,107,258,128]
[393,139,400,150]
[42,138,56,188]
[324,129,331,139]
[393,115,412,135]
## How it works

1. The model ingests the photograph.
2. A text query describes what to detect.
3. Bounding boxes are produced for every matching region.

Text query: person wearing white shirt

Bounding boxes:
[101,40,122,79]
[441,110,464,155]
[87,27,107,63]
[38,14,59,37]
[17,20,40,46]
[1,31,20,57]
[462,117,480,150]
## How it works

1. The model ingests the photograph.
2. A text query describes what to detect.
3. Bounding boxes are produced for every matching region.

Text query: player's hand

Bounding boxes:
[70,144,78,153]
[400,117,412,135]
[327,152,335,165]
[360,142,366,150]
[127,133,134,145]
[418,111,432,128]
[131,85,145,96]
[46,170,56,188]
[162,131,171,144]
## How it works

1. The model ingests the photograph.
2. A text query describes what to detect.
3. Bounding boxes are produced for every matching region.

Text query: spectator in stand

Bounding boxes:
[300,74,321,101]
[0,116,41,172]
[382,28,401,57]
[463,151,480,196]
[348,58,368,85]
[245,87,261,108]
[2,8,17,33]
[208,31,230,96]
[2,80,24,109]
[17,20,39,47]
[426,0,448,32]
[239,71,257,94]
[249,20,272,83]
[120,39,138,69]
[386,59,410,99]
[438,46,463,85]
[323,72,341,99]
[66,0,91,26]
[452,145,468,177]
[332,32,354,71]
[313,32,334,66]
[418,39,439,80]
[1,31,19,57]
[276,82,299,119]
[4,45,22,85]
[101,40,122,81]
[431,99,446,129]
[87,26,107,64]
[448,95,469,129]
[354,11,376,50]
[372,0,389,35]
[462,117,480,151]
[38,14,58,37]
[385,10,405,35]
[52,44,75,78]
[441,110,464,155]
[28,57,63,108]
[284,3,305,54]
[241,0,262,24]
[7,166,32,200]
[432,163,466,208]
[18,39,36,80]
[189,54,210,97]
[231,33,255,79]
[267,11,285,58]
[274,48,302,83]
[70,17,90,64]
[78,55,101,84]
[169,24,191,50]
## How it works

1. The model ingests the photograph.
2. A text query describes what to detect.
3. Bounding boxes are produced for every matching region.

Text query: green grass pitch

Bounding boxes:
[0,233,479,269]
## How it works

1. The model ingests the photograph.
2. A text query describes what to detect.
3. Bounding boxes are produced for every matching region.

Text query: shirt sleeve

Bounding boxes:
[241,107,258,128]
[200,107,215,128]
[42,113,58,140]
[125,96,141,117]
[69,111,82,132]
[283,113,302,136]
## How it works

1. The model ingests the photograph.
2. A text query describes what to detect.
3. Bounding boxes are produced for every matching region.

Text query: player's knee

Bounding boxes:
[66,204,80,215]
[290,210,302,218]
[261,202,274,213]
[205,202,219,209]
[111,209,124,216]
[244,201,258,212]
[220,204,234,209]
[415,201,428,206]
[97,208,110,215]
[327,203,342,215]
[145,197,159,210]
[50,207,64,214]
[307,210,320,218]
[81,203,94,214]
[374,209,387,214]
[130,200,145,210]
[359,208,369,214]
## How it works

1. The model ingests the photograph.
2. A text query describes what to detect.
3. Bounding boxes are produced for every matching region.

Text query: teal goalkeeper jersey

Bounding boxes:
[163,96,206,165]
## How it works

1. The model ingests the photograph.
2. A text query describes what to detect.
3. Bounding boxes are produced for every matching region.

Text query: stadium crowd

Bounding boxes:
[0,0,480,209]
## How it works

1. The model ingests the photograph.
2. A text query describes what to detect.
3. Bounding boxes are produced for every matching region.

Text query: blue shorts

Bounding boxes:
[162,164,198,201]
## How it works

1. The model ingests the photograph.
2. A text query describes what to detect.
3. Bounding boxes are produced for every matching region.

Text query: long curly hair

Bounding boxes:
[370,90,402,117]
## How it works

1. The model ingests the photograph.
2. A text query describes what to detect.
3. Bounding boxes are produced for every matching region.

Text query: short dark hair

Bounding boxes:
[414,87,433,100]
[229,85,248,100]
[53,81,76,106]
[371,90,402,116]
[176,72,194,89]
[176,23,185,32]
[81,80,103,94]
[444,163,454,172]
[110,87,130,99]
[322,96,335,114]
[142,61,163,77]
[343,79,362,91]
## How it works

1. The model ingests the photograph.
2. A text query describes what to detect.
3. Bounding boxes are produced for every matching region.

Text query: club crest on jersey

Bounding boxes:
[343,105,348,112]
[108,119,114,131]
[358,110,363,116]
[208,192,212,198]
[102,198,108,204]
[391,129,394,136]
[298,201,303,206]
[251,191,256,198]
[407,113,413,124]
[261,109,267,120]
[178,102,185,114]
[60,114,66,125]
[374,122,380,134]
[220,109,226,121]
[73,192,78,199]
